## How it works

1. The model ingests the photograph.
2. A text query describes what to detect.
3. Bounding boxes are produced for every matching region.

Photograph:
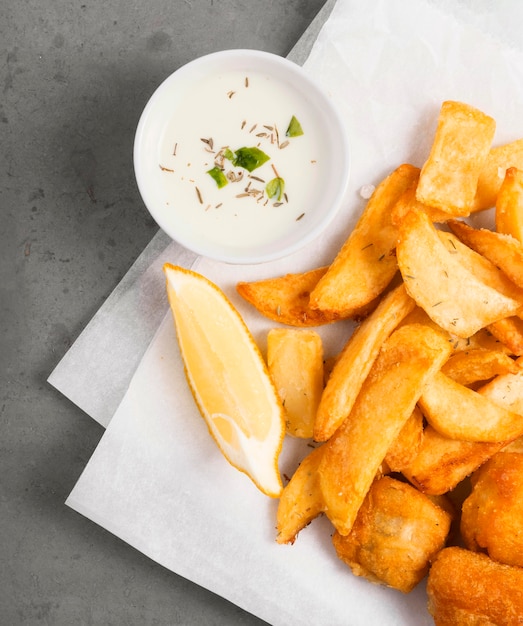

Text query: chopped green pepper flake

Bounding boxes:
[223,147,235,162]
[232,146,270,172]
[266,177,285,202]
[207,166,228,188]
[286,115,304,137]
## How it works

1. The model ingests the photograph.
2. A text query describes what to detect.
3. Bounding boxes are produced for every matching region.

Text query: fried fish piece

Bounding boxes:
[333,476,452,593]
[427,546,523,625]
[461,451,523,568]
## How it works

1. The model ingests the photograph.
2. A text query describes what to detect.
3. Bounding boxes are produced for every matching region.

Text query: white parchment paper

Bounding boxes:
[55,0,523,623]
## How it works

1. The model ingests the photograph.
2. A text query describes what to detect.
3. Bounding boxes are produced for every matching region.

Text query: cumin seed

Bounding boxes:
[200,137,214,150]
[195,187,203,204]
[296,213,305,221]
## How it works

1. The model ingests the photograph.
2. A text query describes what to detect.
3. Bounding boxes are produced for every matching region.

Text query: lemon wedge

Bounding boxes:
[163,264,285,497]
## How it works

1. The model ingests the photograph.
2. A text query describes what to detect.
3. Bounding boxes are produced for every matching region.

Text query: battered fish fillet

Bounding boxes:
[427,546,523,625]
[461,451,523,567]
[332,476,452,593]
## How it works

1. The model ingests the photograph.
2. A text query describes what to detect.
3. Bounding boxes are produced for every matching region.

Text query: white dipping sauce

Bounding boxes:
[157,70,328,254]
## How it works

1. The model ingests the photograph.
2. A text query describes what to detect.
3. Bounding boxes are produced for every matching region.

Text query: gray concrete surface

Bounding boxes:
[1,2,326,624]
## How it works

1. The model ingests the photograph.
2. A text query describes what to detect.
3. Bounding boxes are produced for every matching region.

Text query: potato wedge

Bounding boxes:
[391,177,458,226]
[479,355,523,414]
[314,283,415,442]
[333,476,452,593]
[401,425,505,495]
[488,316,523,355]
[267,328,324,439]
[438,230,523,304]
[384,406,424,473]
[441,348,519,386]
[397,208,522,337]
[495,166,523,242]
[416,101,495,216]
[318,323,452,535]
[427,547,523,625]
[449,326,513,353]
[236,266,376,327]
[276,444,325,545]
[474,138,523,211]
[503,435,523,453]
[449,218,523,290]
[419,370,523,443]
[309,164,419,316]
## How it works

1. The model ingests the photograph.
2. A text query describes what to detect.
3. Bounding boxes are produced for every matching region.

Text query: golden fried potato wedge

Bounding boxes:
[416,101,496,216]
[449,218,523,290]
[318,323,452,535]
[461,452,523,567]
[503,435,523,453]
[276,444,325,545]
[495,166,523,242]
[474,138,523,211]
[419,371,523,443]
[438,230,523,304]
[478,355,523,414]
[384,406,424,474]
[402,425,505,495]
[397,208,522,337]
[488,316,523,355]
[427,547,523,625]
[441,348,519,386]
[314,283,415,442]
[267,328,324,439]
[391,177,459,226]
[309,164,419,316]
[449,326,512,353]
[236,266,376,327]
[333,476,452,593]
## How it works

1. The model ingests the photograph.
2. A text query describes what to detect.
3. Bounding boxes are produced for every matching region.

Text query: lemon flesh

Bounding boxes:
[164,264,285,497]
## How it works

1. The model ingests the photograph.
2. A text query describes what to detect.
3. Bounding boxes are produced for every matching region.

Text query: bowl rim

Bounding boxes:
[133,48,350,264]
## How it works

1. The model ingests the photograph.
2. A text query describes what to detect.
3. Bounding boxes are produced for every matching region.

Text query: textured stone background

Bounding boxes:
[1,2,326,624]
